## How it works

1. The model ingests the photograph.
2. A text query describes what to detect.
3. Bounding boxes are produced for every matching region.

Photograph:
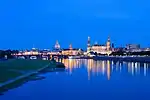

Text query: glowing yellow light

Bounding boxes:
[107,60,111,80]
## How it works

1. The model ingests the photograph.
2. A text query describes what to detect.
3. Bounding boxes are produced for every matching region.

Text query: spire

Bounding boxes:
[106,36,111,51]
[107,36,110,42]
[69,43,72,50]
[87,36,90,47]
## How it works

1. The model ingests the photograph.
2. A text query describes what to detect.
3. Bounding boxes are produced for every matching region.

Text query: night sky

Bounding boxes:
[0,0,150,50]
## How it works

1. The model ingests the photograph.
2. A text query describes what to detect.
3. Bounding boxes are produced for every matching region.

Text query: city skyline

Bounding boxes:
[0,33,150,50]
[0,35,149,50]
[1,0,150,99]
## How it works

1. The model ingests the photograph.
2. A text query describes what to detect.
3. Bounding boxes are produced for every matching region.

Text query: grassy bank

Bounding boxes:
[0,59,52,83]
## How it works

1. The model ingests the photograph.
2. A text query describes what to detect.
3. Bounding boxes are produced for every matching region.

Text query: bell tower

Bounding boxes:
[69,43,73,50]
[69,43,73,55]
[87,36,91,52]
[106,36,111,51]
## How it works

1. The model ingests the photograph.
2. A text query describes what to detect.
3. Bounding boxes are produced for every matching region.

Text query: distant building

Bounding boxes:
[50,40,62,55]
[126,44,141,52]
[86,36,112,55]
[62,44,83,56]
[40,49,50,55]
[54,40,61,50]
[126,44,140,50]
[144,48,150,51]
[113,47,125,52]
[23,48,39,55]
[91,43,107,54]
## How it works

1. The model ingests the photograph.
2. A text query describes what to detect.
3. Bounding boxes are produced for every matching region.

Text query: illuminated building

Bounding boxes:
[91,43,107,54]
[40,49,50,55]
[87,36,112,55]
[51,40,61,55]
[23,48,39,55]
[62,44,83,56]
[126,44,140,50]
[126,44,141,52]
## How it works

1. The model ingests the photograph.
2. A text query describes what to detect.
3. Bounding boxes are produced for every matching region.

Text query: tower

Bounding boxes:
[112,43,115,52]
[87,36,91,52]
[69,43,73,55]
[112,43,114,48]
[69,44,72,50]
[106,36,111,51]
[55,40,60,50]
[87,36,90,47]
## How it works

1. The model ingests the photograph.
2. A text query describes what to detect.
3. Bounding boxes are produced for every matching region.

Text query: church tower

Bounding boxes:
[69,43,73,50]
[106,36,111,51]
[87,36,91,52]
[55,40,60,50]
[69,43,73,55]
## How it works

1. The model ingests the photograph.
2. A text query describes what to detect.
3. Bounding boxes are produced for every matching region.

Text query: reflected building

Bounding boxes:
[127,62,149,76]
[62,59,150,80]
[62,59,82,75]
[86,60,111,80]
[107,60,111,80]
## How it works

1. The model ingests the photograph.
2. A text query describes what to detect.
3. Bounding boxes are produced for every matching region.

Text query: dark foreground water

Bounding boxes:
[1,59,150,100]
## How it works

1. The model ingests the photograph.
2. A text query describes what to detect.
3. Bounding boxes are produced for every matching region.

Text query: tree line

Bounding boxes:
[89,50,150,56]
[110,50,150,56]
[0,50,19,59]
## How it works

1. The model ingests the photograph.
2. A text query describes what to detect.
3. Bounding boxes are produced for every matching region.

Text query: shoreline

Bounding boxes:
[0,61,65,89]
[93,56,150,63]
[67,56,150,63]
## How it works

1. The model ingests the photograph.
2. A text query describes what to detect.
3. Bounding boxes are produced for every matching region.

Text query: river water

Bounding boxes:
[1,59,150,100]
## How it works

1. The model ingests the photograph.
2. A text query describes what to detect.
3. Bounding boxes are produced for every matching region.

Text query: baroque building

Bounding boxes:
[62,44,83,56]
[87,36,112,55]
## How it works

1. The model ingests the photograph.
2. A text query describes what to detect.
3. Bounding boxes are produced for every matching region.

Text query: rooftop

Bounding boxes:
[92,44,105,46]
[62,48,83,51]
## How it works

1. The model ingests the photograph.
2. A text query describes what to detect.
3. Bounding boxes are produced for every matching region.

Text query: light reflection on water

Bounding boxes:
[61,59,150,80]
[1,59,150,100]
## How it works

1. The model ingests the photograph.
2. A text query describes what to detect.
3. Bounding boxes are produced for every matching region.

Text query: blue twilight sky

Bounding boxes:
[0,0,150,50]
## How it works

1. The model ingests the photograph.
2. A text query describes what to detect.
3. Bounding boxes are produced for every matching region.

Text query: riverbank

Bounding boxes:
[93,56,150,63]
[0,59,65,89]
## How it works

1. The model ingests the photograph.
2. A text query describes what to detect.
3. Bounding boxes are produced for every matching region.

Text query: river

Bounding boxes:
[0,59,150,100]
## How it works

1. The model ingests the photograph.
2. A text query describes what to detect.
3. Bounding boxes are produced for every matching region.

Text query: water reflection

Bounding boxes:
[62,59,82,75]
[61,59,150,80]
